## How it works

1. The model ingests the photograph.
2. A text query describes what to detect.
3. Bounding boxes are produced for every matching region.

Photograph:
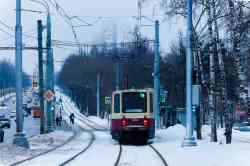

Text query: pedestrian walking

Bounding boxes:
[58,116,62,127]
[56,116,60,127]
[69,113,75,125]
[0,128,4,142]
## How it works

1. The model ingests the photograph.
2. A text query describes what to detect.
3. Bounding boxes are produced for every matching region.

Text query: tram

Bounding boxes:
[110,88,155,143]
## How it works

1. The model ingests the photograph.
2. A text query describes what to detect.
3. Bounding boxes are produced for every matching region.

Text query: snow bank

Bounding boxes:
[88,116,109,128]
[154,124,250,166]
[156,124,186,142]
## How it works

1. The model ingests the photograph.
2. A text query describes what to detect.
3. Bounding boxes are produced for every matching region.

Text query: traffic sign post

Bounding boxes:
[44,90,54,102]
[105,96,111,105]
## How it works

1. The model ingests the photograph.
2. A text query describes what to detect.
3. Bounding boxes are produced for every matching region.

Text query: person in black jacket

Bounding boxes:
[0,127,4,142]
[69,113,75,125]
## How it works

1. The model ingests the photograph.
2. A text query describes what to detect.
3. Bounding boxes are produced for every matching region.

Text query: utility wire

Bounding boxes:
[47,0,82,53]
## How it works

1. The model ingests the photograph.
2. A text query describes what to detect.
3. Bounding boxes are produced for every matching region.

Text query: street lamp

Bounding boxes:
[13,0,29,148]
[182,0,197,147]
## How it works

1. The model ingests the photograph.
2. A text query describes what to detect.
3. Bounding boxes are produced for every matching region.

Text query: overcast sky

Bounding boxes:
[0,0,185,74]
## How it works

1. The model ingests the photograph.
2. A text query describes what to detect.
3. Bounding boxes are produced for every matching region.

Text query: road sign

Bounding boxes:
[105,96,111,104]
[160,89,168,104]
[192,85,201,106]
[44,90,54,101]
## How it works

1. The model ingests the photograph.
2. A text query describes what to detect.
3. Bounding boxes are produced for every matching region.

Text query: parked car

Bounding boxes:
[235,122,250,132]
[0,102,6,107]
[32,106,42,118]
[9,111,16,118]
[0,118,10,128]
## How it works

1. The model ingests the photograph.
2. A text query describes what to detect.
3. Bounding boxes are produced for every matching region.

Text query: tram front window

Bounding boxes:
[122,92,147,113]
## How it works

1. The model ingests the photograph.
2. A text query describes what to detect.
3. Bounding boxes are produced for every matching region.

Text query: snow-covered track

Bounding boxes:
[148,144,168,166]
[115,144,168,166]
[114,144,123,166]
[58,130,95,166]
[10,130,78,166]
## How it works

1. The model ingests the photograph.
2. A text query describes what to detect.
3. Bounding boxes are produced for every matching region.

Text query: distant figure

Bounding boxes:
[0,128,4,142]
[58,116,62,127]
[69,113,75,125]
[56,116,60,127]
[59,97,62,103]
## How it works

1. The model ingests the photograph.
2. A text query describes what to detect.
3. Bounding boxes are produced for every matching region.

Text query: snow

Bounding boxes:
[67,131,119,166]
[0,130,74,166]
[88,116,109,127]
[59,90,250,166]
[19,130,91,166]
[2,89,250,166]
[153,125,250,166]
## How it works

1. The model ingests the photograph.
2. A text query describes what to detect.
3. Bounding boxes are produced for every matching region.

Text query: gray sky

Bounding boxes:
[0,0,185,74]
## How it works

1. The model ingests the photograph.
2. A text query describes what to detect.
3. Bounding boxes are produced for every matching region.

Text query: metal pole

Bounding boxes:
[116,62,120,90]
[38,20,45,134]
[13,0,29,148]
[97,74,100,117]
[46,13,54,132]
[182,0,197,147]
[154,20,160,129]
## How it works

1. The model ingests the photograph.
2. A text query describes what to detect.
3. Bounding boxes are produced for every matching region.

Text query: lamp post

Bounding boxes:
[154,20,160,129]
[182,0,197,147]
[13,0,29,148]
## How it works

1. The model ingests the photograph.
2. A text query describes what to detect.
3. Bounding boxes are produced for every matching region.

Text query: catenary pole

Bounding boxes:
[154,20,160,129]
[182,0,197,147]
[116,62,120,90]
[97,74,100,117]
[38,20,46,134]
[13,0,29,148]
[46,11,54,132]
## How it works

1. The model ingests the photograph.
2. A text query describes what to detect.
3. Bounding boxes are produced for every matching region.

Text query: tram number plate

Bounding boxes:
[131,119,139,122]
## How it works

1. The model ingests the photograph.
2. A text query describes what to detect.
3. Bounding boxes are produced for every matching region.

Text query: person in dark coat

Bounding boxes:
[69,113,75,125]
[58,116,62,127]
[56,117,60,126]
[0,127,4,142]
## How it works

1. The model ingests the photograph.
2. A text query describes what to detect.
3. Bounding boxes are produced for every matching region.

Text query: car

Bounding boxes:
[0,118,11,128]
[9,111,16,118]
[0,105,7,111]
[235,122,250,132]
[0,102,6,107]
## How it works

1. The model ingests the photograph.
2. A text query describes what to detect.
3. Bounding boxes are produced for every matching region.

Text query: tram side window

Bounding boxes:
[114,94,120,113]
[150,93,153,112]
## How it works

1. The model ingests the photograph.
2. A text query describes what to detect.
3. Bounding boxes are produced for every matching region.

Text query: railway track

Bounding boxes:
[10,130,78,166]
[11,124,95,166]
[10,96,98,166]
[148,144,168,166]
[58,130,95,166]
[114,144,123,166]
[114,144,168,166]
[62,93,168,166]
